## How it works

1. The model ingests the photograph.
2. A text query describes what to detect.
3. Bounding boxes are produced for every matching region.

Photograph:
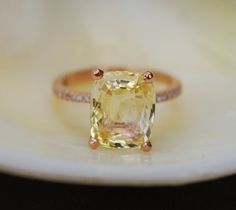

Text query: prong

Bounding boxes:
[143,71,154,82]
[92,68,104,80]
[89,137,100,149]
[141,141,152,152]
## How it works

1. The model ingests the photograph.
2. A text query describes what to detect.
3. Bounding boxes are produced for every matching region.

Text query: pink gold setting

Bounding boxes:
[89,137,100,149]
[52,67,182,152]
[141,141,152,152]
[53,67,182,104]
[92,68,104,80]
[143,71,154,82]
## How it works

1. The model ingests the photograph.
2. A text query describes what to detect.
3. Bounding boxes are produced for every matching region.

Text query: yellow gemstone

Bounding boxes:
[90,71,155,149]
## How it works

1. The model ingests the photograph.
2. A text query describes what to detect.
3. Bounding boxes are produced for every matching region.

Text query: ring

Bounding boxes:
[52,67,182,152]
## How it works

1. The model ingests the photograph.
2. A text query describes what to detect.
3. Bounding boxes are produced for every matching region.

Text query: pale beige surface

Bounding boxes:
[0,0,236,185]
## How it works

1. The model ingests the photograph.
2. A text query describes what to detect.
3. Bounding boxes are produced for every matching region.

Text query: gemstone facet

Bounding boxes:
[90,71,155,149]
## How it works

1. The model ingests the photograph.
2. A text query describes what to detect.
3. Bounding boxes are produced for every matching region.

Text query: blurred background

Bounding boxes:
[0,0,235,72]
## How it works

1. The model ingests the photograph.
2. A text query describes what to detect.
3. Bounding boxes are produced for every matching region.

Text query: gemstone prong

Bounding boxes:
[141,141,152,152]
[89,137,100,149]
[92,68,104,80]
[143,71,154,82]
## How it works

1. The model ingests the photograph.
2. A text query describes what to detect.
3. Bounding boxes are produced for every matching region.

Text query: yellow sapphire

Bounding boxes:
[90,71,155,149]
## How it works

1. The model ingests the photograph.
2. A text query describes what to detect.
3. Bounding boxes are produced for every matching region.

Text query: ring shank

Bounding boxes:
[53,67,182,103]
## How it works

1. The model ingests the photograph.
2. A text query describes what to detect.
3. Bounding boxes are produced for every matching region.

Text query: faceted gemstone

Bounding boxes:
[90,71,155,149]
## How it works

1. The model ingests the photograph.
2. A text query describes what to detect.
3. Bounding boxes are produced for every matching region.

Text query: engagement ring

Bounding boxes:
[53,67,182,152]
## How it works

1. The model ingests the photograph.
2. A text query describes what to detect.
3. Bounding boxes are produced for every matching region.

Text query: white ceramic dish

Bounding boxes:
[0,0,235,186]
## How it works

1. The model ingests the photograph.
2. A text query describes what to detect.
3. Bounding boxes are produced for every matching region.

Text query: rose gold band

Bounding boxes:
[52,67,182,103]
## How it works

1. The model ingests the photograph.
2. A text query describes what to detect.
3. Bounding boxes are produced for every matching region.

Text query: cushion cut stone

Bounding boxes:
[90,71,155,149]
